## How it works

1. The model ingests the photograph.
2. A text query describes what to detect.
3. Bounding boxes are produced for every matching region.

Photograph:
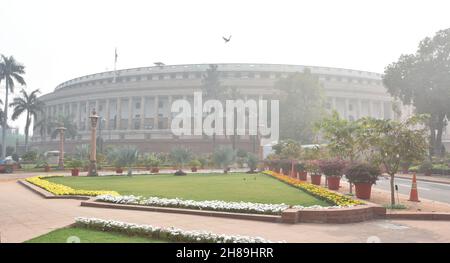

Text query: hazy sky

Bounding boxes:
[1,0,450,133]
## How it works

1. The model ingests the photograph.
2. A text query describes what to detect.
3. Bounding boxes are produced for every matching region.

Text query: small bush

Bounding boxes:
[318,159,347,177]
[345,162,381,184]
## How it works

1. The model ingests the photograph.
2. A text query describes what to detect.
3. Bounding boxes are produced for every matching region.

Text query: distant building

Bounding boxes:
[31,63,405,153]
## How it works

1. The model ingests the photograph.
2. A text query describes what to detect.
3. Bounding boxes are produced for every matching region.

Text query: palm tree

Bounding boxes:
[10,89,45,152]
[47,114,78,141]
[0,55,26,158]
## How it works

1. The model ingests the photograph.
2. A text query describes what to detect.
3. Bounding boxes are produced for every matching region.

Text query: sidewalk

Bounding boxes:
[396,173,450,185]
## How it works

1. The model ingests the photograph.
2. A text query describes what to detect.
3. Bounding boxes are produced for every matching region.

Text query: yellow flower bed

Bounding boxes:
[263,170,363,206]
[26,176,119,196]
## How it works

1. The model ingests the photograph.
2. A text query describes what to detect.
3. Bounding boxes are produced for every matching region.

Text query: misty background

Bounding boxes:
[1,0,450,134]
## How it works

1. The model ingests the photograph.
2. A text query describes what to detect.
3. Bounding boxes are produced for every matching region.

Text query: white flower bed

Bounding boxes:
[96,194,288,215]
[96,194,342,215]
[75,217,281,243]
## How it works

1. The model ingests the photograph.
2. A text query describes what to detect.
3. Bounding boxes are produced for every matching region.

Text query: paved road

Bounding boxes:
[0,180,449,243]
[373,177,450,204]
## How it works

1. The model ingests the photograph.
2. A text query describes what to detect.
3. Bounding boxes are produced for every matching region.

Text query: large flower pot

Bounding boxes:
[44,166,50,172]
[151,167,159,173]
[310,174,322,185]
[298,171,307,181]
[327,176,341,190]
[116,168,123,174]
[354,182,373,199]
[71,169,79,176]
[191,167,198,172]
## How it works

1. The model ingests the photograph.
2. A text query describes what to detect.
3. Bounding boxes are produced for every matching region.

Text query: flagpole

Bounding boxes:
[113,48,118,83]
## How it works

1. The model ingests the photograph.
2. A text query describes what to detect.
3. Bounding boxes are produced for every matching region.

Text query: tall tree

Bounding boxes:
[0,55,26,158]
[358,115,428,205]
[383,28,450,157]
[276,68,324,143]
[201,64,224,150]
[10,89,45,152]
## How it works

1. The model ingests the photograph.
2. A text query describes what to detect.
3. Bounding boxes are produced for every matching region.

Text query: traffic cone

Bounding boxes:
[408,173,420,202]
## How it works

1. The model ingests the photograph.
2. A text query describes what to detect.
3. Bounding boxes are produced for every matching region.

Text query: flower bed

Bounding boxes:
[26,176,119,197]
[96,194,290,215]
[75,217,280,243]
[263,171,363,207]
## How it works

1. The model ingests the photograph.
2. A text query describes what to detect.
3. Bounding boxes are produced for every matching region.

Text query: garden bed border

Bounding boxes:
[18,180,90,200]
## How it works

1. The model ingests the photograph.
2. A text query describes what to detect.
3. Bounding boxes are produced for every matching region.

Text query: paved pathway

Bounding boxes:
[0,180,450,243]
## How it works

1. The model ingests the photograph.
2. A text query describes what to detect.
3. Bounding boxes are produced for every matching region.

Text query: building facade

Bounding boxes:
[31,63,402,153]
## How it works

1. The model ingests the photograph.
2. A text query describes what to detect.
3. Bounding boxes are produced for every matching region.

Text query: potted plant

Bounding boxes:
[149,155,161,173]
[419,160,433,176]
[306,160,321,185]
[280,161,291,176]
[189,159,201,172]
[318,159,347,190]
[68,159,83,176]
[212,146,236,174]
[345,162,381,199]
[296,162,307,180]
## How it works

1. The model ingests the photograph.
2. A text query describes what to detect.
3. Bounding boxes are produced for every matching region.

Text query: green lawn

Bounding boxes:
[46,173,329,206]
[25,227,165,243]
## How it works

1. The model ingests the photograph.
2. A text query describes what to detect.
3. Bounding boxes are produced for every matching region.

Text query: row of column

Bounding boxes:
[330,97,393,120]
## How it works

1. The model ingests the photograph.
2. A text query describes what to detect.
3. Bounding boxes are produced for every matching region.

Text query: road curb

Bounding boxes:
[386,212,450,221]
[396,175,450,185]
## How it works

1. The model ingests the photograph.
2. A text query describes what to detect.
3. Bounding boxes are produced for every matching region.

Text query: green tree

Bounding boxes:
[383,28,450,157]
[272,139,303,160]
[170,146,192,172]
[107,146,139,176]
[276,68,324,142]
[315,111,366,162]
[212,145,236,173]
[10,89,45,152]
[0,55,26,158]
[358,115,429,205]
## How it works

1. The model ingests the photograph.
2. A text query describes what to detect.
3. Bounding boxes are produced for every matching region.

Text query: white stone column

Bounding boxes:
[105,99,110,130]
[76,102,80,130]
[85,102,89,131]
[117,98,121,130]
[167,95,173,128]
[140,96,145,129]
[154,96,159,130]
[344,98,349,120]
[128,97,133,130]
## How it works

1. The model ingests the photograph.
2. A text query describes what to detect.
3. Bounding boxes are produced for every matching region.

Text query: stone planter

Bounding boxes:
[310,174,322,185]
[151,167,159,173]
[327,176,341,190]
[191,167,198,172]
[354,182,373,199]
[298,171,307,181]
[116,168,123,174]
[71,169,79,176]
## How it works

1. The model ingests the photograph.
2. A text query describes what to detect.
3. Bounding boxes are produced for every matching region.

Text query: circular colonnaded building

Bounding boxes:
[31,63,406,154]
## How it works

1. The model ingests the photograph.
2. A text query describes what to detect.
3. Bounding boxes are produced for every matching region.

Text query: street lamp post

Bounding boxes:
[56,126,66,170]
[88,109,99,176]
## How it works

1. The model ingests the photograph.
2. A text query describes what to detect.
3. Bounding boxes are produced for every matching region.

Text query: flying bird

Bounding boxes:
[222,35,232,43]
